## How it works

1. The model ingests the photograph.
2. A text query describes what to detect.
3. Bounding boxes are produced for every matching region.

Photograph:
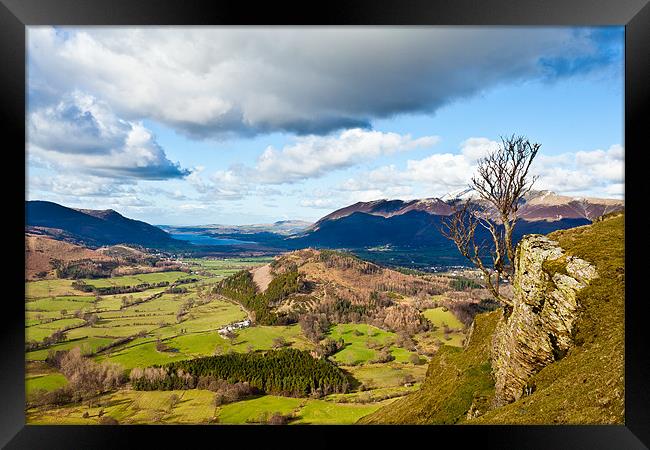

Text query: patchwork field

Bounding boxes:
[25,255,465,425]
[26,390,397,425]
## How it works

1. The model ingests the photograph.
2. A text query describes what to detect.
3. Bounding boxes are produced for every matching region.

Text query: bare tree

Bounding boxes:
[440,135,540,309]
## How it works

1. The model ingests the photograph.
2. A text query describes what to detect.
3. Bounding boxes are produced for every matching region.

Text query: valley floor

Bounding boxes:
[25,255,467,425]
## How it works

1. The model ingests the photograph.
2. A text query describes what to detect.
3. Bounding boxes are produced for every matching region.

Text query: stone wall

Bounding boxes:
[491,235,597,406]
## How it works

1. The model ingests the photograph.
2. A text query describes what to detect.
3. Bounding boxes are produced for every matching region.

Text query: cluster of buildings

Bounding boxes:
[218,319,251,336]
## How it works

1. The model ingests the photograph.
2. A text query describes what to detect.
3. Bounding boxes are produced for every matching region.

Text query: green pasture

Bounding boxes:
[26,296,96,312]
[96,339,187,369]
[217,395,304,423]
[327,323,405,365]
[420,307,466,348]
[26,373,68,395]
[26,336,115,361]
[82,271,190,288]
[26,318,86,342]
[26,280,77,299]
[347,363,428,389]
[292,398,394,424]
[26,389,394,425]
[422,307,464,329]
[214,324,312,354]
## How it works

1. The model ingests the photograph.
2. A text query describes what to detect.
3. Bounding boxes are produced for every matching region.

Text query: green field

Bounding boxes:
[184,257,273,280]
[82,271,192,288]
[421,307,466,347]
[423,307,464,329]
[217,395,304,423]
[327,323,418,365]
[25,255,448,424]
[26,390,393,425]
[213,324,313,353]
[292,398,395,424]
[347,363,428,389]
[26,373,68,395]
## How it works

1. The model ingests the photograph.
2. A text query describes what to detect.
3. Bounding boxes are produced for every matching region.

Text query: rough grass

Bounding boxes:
[26,389,391,425]
[26,390,217,424]
[26,279,77,299]
[325,385,421,403]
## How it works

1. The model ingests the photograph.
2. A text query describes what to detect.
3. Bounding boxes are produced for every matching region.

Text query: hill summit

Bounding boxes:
[26,200,179,249]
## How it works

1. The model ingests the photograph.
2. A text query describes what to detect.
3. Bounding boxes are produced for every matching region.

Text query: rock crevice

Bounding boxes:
[491,235,597,406]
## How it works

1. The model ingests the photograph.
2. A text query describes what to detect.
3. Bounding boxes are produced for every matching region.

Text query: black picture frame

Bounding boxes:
[2,0,648,448]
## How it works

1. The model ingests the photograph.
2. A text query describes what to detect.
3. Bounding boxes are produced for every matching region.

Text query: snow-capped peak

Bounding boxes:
[440,187,476,201]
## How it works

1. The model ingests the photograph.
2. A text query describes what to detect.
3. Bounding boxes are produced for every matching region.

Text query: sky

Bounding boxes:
[26,26,624,225]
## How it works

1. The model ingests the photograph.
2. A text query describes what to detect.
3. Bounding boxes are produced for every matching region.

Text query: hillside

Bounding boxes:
[270,248,451,308]
[25,234,113,280]
[213,248,466,336]
[360,213,624,424]
[25,234,183,281]
[26,201,180,249]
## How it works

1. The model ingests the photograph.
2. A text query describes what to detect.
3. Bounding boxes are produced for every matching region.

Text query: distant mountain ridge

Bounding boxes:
[26,201,179,249]
[311,198,452,231]
[290,191,623,256]
[310,190,623,230]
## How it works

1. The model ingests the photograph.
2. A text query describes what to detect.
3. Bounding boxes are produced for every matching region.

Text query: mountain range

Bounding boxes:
[289,190,623,249]
[26,191,624,267]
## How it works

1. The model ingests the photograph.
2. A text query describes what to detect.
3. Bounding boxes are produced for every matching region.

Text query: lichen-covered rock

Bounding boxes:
[491,235,597,407]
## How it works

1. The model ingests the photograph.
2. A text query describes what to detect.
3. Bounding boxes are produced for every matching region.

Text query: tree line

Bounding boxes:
[72,280,170,295]
[130,348,349,397]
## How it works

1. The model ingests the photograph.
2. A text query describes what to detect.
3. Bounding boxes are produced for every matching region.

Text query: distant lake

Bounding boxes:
[170,233,257,246]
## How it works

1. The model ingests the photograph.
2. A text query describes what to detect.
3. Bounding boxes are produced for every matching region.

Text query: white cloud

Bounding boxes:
[28,92,188,180]
[336,140,624,202]
[300,198,340,209]
[186,128,438,200]
[339,139,493,197]
[255,128,439,184]
[29,173,136,198]
[460,137,499,161]
[28,27,616,138]
[532,144,624,196]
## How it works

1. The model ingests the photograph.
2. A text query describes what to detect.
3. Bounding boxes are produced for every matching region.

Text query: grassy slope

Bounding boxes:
[361,214,624,424]
[359,310,500,424]
[473,214,625,424]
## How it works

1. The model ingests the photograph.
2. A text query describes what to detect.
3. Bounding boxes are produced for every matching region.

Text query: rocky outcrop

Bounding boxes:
[491,235,597,406]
